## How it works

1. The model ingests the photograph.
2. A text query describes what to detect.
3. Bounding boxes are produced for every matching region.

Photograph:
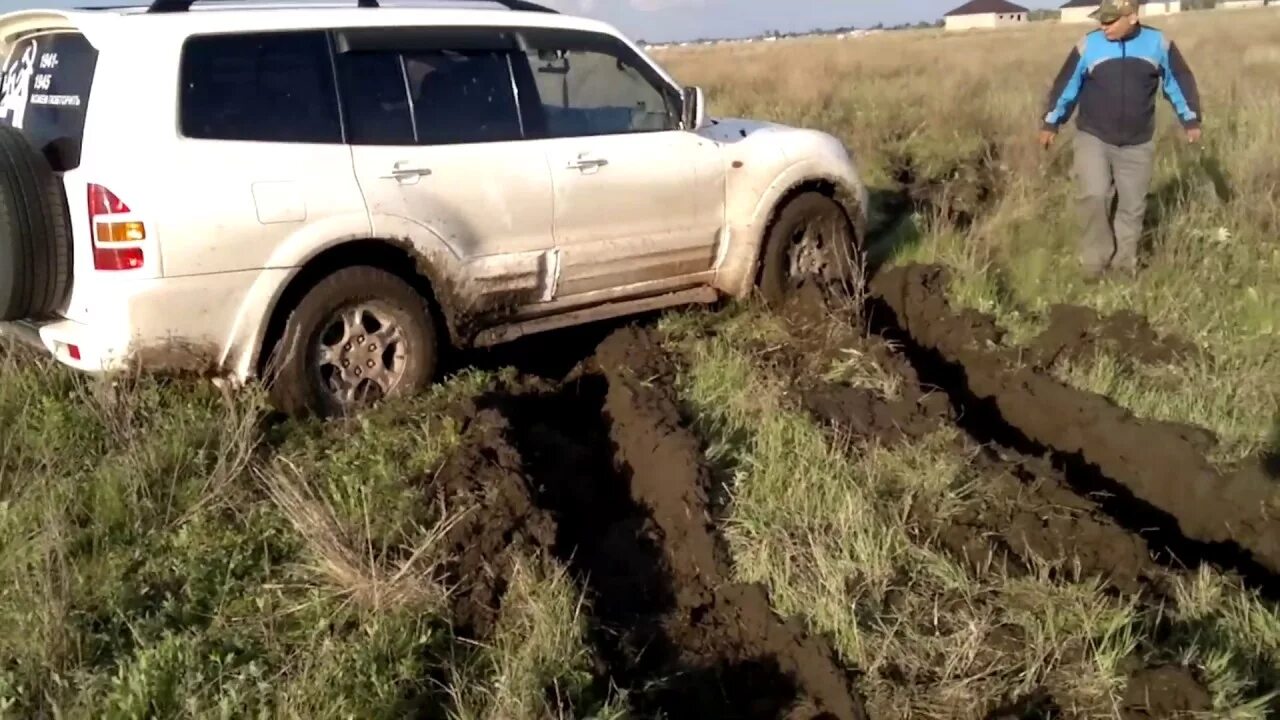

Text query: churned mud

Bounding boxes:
[868,263,1280,591]
[422,260,1274,717]
[592,327,866,720]
[1029,303,1198,370]
[941,450,1162,594]
[432,326,867,719]
[431,404,559,639]
[757,299,1164,595]
[1120,665,1212,720]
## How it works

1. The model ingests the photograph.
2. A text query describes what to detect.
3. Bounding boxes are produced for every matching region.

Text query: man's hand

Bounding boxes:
[1039,129,1057,148]
[1186,126,1202,144]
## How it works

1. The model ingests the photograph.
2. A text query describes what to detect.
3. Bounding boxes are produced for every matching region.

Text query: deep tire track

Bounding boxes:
[436,327,866,719]
[594,326,867,720]
[868,263,1280,596]
[755,305,1166,595]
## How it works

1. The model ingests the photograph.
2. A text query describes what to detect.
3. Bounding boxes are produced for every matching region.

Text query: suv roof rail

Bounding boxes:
[143,0,558,12]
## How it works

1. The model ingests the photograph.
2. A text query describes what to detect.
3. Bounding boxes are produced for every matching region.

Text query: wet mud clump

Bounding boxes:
[451,327,866,719]
[940,451,1161,594]
[868,263,1280,588]
[430,404,559,638]
[1121,665,1212,719]
[802,382,950,445]
[1029,303,1198,369]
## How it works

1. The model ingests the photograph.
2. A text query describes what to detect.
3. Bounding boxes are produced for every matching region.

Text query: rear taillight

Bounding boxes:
[88,184,129,216]
[92,247,144,271]
[88,183,146,271]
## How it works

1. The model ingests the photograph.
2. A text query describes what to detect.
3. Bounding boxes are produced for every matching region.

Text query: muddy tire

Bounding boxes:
[758,191,860,306]
[0,124,73,322]
[267,266,438,418]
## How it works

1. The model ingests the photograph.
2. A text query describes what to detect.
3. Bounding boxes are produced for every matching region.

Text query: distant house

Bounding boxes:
[943,0,1031,31]
[1142,1,1183,16]
[1217,0,1265,8]
[1059,0,1183,24]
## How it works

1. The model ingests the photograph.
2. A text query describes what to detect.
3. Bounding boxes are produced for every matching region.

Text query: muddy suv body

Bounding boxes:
[0,0,868,416]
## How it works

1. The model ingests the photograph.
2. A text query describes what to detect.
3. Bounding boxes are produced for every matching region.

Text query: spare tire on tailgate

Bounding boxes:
[0,123,73,322]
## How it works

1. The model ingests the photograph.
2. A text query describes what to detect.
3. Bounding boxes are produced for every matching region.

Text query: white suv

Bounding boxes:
[0,0,868,416]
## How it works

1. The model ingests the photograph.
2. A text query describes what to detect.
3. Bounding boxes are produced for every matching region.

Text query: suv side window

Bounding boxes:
[179,30,342,144]
[517,31,679,138]
[335,47,523,146]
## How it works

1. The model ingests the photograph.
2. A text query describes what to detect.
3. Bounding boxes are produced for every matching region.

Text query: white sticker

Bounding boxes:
[0,40,38,130]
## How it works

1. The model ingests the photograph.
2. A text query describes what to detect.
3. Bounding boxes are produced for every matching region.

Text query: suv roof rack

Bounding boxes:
[144,0,558,13]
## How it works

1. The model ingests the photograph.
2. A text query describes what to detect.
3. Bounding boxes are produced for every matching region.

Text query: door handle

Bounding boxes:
[381,161,433,181]
[566,156,608,171]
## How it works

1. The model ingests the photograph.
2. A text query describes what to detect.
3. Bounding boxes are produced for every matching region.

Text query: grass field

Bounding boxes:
[2,8,1279,720]
[658,8,1280,467]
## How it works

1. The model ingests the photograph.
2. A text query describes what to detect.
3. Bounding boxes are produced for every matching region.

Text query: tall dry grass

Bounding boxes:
[0,346,602,718]
[657,9,1280,464]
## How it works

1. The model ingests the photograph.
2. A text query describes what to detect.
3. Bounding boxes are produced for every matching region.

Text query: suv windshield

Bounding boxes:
[0,30,98,170]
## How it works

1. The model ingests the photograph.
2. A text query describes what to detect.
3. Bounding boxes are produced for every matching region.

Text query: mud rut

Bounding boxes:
[418,260,1280,718]
[867,264,1280,596]
[432,327,866,719]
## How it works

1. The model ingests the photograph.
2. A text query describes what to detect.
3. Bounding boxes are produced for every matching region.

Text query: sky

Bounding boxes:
[0,0,1071,43]
[535,0,1070,42]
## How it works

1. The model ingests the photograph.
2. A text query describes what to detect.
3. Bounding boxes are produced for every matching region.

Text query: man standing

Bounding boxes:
[1039,0,1202,280]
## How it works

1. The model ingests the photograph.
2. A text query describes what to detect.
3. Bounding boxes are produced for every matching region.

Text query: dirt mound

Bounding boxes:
[1030,304,1197,369]
[451,327,866,719]
[1121,665,1211,719]
[430,404,559,638]
[869,263,1280,590]
[801,381,951,446]
[880,140,1003,230]
[941,450,1161,594]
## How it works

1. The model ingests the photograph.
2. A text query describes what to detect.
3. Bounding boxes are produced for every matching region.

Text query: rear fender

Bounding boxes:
[220,216,466,381]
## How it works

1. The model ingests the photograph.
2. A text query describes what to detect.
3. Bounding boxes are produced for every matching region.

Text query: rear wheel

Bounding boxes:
[267,266,438,418]
[0,124,73,321]
[757,191,861,306]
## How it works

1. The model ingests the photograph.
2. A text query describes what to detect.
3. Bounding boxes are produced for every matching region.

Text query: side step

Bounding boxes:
[472,286,720,347]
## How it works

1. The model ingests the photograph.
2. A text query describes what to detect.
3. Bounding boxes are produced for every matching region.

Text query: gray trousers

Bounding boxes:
[1071,131,1156,274]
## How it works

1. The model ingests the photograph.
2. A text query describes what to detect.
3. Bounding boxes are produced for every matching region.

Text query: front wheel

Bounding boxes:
[757,192,861,307]
[267,266,438,418]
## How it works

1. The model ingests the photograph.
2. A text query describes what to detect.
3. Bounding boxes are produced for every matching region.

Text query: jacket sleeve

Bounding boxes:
[1161,39,1202,129]
[1042,40,1087,132]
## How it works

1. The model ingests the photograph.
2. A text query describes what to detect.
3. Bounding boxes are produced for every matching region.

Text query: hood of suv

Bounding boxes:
[696,117,784,144]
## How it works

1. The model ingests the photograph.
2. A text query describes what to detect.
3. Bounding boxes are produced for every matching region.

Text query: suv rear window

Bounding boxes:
[179,30,342,144]
[0,31,98,170]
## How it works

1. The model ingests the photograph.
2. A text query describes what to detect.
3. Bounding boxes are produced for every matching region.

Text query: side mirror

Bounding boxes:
[681,86,707,130]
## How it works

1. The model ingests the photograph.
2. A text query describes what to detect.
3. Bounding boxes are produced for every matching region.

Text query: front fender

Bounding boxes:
[717,156,869,299]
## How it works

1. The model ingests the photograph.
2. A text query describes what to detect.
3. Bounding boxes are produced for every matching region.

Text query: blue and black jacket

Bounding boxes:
[1042,25,1201,147]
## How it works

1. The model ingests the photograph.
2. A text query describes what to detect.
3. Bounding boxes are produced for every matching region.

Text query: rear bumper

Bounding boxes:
[1,268,282,377]
[0,316,124,372]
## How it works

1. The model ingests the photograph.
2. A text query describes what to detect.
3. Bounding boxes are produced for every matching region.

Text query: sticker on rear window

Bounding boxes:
[0,32,97,169]
[0,40,38,129]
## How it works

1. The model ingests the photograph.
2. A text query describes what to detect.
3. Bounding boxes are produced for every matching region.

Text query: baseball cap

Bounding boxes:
[1090,0,1139,23]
